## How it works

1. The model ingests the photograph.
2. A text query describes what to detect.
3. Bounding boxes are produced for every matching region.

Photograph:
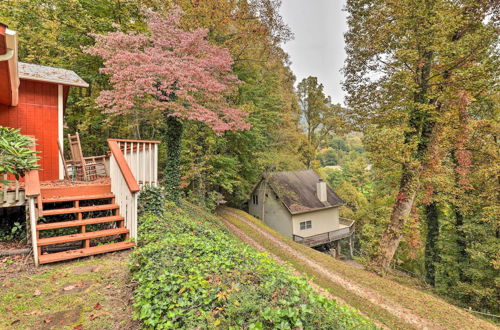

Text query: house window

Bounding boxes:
[300,221,312,230]
[252,194,258,205]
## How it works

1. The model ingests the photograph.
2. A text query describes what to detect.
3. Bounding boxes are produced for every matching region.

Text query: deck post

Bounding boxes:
[349,235,354,259]
[28,197,39,266]
[336,240,341,258]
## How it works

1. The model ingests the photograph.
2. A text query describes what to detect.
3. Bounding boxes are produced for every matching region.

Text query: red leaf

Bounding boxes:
[93,302,103,310]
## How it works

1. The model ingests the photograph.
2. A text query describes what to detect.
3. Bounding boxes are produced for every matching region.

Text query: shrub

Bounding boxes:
[130,202,375,329]
[138,185,166,216]
[0,126,39,182]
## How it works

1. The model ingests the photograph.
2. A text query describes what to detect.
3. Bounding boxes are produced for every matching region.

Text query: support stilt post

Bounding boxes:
[349,235,354,259]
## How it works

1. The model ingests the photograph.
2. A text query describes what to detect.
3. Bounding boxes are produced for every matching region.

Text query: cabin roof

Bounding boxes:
[262,169,344,215]
[18,62,89,88]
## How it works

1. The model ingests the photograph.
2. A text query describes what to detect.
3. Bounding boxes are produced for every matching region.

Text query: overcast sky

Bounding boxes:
[279,0,348,105]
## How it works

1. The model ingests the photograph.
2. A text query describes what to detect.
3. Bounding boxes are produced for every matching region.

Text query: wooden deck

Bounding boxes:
[0,177,112,208]
[293,218,355,247]
[1,138,160,265]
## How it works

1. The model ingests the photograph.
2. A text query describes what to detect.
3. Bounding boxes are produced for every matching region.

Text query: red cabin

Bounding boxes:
[0,23,88,181]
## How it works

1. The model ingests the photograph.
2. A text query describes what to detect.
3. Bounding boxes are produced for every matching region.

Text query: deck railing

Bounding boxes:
[109,139,159,188]
[293,218,355,247]
[0,174,22,206]
[108,139,141,241]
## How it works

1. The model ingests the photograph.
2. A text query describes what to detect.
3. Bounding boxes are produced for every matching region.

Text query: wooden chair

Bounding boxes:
[67,133,107,181]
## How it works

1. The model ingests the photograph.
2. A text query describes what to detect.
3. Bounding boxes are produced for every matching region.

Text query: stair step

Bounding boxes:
[37,228,129,246]
[42,204,119,216]
[42,193,115,204]
[40,184,111,199]
[37,216,125,231]
[38,241,135,264]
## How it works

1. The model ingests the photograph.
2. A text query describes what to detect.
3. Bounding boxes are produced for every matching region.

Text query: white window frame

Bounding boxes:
[299,220,312,230]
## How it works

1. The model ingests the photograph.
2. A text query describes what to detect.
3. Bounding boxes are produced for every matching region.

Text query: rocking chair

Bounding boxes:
[67,133,107,181]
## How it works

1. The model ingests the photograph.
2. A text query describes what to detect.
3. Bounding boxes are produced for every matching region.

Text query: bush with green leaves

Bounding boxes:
[138,185,166,215]
[0,126,39,182]
[130,202,375,329]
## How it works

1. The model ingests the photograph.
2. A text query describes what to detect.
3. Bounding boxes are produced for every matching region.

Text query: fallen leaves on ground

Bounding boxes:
[93,302,103,310]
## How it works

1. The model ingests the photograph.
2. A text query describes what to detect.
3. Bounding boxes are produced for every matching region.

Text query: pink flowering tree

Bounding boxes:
[85,7,250,202]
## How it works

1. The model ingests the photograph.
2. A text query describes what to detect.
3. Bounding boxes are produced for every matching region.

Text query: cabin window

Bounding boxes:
[252,194,258,205]
[300,221,312,230]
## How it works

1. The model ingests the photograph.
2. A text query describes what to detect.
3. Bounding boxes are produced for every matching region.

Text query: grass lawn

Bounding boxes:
[0,251,138,330]
[220,207,497,330]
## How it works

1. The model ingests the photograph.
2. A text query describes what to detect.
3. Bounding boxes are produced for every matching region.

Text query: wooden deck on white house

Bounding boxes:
[292,218,355,247]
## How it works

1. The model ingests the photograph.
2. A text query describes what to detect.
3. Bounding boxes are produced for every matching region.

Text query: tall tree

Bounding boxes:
[86,6,250,203]
[297,76,342,168]
[344,0,499,271]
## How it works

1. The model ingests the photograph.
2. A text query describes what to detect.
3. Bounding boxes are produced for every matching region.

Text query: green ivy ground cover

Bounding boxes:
[130,201,376,329]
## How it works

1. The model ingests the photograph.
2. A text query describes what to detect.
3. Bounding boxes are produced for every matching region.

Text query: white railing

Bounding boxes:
[108,140,141,241]
[293,218,355,247]
[109,139,160,188]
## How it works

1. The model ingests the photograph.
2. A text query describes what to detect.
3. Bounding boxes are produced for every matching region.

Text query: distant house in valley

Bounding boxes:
[248,170,355,255]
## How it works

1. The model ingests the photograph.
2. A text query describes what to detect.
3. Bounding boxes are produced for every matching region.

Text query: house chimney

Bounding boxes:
[316,179,327,203]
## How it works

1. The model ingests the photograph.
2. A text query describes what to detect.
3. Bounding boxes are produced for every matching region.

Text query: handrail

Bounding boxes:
[339,217,356,231]
[108,138,161,144]
[24,170,40,197]
[108,140,140,193]
[293,218,355,246]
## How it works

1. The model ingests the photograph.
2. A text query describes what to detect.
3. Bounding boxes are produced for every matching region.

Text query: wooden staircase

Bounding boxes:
[35,183,135,264]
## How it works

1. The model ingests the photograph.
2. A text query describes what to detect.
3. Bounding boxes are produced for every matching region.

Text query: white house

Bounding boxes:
[248,170,355,254]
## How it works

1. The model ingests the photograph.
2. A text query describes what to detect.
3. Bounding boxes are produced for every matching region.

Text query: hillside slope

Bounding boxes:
[218,207,496,330]
[130,202,375,328]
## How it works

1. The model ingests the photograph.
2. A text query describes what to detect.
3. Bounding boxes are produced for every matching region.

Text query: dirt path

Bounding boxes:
[219,208,441,330]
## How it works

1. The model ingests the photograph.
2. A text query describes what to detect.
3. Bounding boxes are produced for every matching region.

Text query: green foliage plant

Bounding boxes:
[0,126,39,182]
[130,202,375,329]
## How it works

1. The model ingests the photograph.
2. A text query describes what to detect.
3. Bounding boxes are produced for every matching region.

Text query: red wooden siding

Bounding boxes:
[0,79,59,181]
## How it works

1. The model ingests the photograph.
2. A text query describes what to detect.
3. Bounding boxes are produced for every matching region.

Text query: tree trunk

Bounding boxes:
[454,206,467,282]
[424,202,439,286]
[374,163,420,272]
[164,115,183,204]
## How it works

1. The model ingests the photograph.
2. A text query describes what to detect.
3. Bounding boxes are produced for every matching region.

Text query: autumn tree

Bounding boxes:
[297,76,342,168]
[86,6,250,203]
[344,0,499,271]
